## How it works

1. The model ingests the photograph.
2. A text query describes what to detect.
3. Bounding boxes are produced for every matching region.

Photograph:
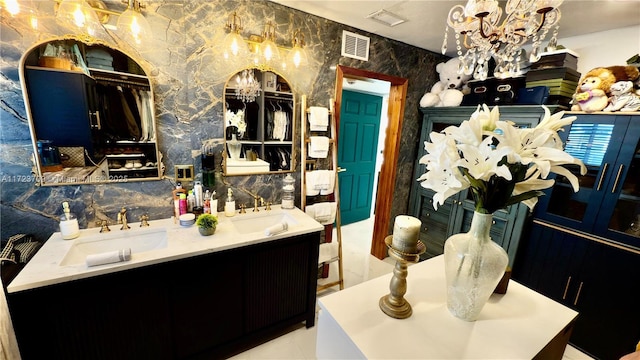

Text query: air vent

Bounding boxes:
[341,31,370,61]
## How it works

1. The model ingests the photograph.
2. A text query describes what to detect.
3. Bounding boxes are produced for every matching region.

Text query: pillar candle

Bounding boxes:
[392,215,421,254]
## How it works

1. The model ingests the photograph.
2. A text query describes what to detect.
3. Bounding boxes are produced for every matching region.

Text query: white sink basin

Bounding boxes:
[59,228,168,266]
[229,211,298,234]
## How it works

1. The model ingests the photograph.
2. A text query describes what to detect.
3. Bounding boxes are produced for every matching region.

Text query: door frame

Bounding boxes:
[334,65,408,259]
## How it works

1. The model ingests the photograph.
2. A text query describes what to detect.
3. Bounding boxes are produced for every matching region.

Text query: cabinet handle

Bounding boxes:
[562,276,572,300]
[611,164,624,193]
[596,163,608,191]
[573,281,584,306]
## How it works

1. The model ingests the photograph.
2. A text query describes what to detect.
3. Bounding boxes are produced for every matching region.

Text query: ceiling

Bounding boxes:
[271,0,640,57]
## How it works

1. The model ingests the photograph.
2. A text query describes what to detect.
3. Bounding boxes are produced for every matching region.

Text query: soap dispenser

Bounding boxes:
[60,201,80,239]
[224,188,236,217]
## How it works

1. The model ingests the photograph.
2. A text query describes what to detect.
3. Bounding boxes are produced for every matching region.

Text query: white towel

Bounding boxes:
[309,136,330,158]
[309,106,329,131]
[306,170,335,195]
[318,242,339,264]
[305,202,337,225]
[265,221,288,236]
[86,248,131,267]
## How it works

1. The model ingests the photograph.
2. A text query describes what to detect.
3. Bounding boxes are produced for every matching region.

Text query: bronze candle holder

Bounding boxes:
[379,235,426,319]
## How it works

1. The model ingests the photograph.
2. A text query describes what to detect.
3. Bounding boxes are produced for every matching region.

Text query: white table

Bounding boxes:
[317,256,578,359]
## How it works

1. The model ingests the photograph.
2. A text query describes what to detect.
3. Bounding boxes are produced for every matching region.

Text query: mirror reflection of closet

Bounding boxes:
[223,68,296,176]
[19,36,163,186]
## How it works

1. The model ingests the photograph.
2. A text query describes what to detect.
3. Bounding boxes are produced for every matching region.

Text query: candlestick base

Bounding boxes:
[379,235,426,319]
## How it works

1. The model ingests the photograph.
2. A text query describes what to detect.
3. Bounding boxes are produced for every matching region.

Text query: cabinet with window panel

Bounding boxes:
[513,113,640,359]
[533,113,640,246]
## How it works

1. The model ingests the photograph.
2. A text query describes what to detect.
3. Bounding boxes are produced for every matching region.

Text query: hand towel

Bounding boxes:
[309,106,329,131]
[306,170,335,195]
[265,221,288,236]
[318,242,339,264]
[304,202,337,225]
[309,136,330,158]
[86,248,131,267]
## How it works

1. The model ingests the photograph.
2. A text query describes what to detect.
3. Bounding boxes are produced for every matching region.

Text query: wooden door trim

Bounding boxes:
[335,65,408,259]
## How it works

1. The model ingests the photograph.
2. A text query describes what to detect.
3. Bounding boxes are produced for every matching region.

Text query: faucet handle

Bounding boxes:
[96,220,111,233]
[139,214,150,227]
[265,202,272,211]
[240,204,247,214]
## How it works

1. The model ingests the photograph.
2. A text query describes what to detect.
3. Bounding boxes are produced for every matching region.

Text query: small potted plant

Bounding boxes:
[196,213,218,236]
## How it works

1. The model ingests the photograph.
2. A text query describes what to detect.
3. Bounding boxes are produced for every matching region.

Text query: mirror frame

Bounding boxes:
[222,67,297,176]
[19,35,163,186]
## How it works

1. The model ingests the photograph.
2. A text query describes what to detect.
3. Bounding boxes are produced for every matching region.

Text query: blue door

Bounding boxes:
[338,90,382,225]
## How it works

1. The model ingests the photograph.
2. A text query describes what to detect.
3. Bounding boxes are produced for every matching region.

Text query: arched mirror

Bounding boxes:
[19,36,163,186]
[223,68,296,175]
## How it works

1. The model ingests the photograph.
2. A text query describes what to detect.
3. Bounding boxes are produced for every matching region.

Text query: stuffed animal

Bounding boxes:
[571,65,640,111]
[603,81,640,112]
[571,67,616,112]
[420,58,472,107]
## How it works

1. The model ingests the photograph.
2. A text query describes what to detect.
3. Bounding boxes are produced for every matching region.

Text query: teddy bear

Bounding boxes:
[603,81,640,112]
[420,58,472,107]
[571,67,616,112]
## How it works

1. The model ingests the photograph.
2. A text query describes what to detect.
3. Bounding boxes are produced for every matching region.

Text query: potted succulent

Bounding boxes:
[196,213,218,236]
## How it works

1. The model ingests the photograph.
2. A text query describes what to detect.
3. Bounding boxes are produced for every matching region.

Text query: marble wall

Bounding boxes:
[0,0,446,242]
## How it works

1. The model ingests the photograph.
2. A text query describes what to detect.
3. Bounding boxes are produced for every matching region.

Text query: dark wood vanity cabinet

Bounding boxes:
[8,232,320,360]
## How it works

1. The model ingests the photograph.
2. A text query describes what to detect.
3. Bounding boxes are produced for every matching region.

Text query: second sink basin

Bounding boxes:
[229,211,298,234]
[59,228,168,266]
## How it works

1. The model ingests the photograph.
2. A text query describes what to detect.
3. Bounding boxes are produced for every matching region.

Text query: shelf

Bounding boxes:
[109,166,157,172]
[619,193,640,202]
[106,153,146,158]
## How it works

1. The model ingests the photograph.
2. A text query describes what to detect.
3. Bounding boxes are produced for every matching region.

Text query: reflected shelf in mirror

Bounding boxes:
[19,36,164,186]
[223,68,297,176]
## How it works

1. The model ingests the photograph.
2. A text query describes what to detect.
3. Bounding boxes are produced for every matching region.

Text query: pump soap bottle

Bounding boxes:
[60,201,80,239]
[224,188,236,217]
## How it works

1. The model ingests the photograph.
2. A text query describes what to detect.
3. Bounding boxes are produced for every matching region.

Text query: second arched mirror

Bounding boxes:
[223,68,296,175]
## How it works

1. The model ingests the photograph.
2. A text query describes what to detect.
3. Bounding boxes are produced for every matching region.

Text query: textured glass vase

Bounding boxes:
[443,211,508,321]
[227,133,242,160]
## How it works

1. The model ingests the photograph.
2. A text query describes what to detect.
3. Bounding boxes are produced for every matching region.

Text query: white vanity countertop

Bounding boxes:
[7,205,323,293]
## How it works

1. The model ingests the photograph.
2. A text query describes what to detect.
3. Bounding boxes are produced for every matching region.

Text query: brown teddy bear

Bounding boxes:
[571,65,640,112]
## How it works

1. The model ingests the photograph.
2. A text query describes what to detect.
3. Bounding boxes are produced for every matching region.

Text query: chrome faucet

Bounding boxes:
[117,207,130,230]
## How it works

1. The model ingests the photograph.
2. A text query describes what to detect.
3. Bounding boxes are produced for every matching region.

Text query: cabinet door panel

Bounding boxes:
[245,237,312,332]
[415,189,458,259]
[170,251,244,358]
[566,240,640,360]
[596,117,640,246]
[535,116,625,231]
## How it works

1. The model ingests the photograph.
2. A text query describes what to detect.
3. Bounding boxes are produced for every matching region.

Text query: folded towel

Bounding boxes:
[305,202,337,225]
[265,221,288,236]
[306,170,335,195]
[309,106,329,131]
[318,242,339,264]
[86,248,131,267]
[309,136,330,158]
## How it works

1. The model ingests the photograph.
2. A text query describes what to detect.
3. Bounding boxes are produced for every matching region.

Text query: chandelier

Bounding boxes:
[442,0,563,80]
[235,69,261,103]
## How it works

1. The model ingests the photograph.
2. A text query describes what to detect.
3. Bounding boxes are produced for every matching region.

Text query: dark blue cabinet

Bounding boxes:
[514,220,640,360]
[515,113,640,360]
[25,66,100,163]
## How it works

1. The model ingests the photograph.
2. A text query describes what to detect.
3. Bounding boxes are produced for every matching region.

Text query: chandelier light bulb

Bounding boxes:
[56,0,102,36]
[2,0,20,16]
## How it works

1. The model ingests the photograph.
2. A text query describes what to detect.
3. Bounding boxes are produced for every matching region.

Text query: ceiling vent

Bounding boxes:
[366,9,407,27]
[341,30,370,61]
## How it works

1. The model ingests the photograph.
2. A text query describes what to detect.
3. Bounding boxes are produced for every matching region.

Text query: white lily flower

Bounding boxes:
[418,105,585,213]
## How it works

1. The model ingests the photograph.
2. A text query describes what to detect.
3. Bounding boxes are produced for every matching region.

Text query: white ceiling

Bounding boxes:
[271,0,640,57]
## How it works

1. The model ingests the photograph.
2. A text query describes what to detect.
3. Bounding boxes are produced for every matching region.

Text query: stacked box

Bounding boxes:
[530,49,579,70]
[525,49,581,107]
